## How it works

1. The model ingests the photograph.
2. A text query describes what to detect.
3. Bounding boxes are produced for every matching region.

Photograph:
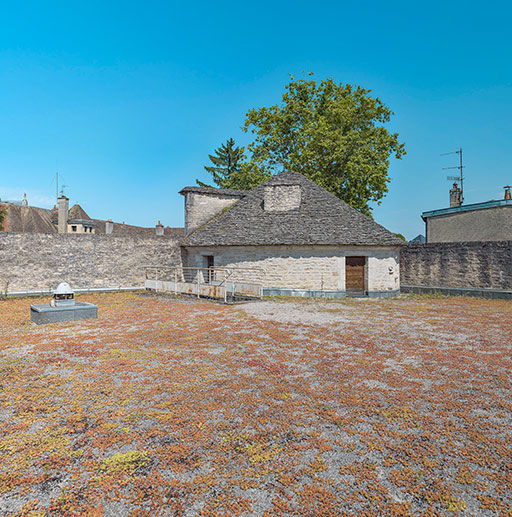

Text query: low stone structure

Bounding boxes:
[181,171,404,297]
[30,283,98,325]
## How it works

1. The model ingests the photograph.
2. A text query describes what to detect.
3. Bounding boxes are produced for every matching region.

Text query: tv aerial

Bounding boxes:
[441,148,465,203]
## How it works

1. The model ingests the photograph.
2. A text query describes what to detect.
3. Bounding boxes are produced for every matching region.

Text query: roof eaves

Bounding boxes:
[178,186,248,197]
[421,199,512,220]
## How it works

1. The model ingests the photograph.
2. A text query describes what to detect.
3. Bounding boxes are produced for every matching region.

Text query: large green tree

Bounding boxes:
[198,138,265,189]
[240,76,405,215]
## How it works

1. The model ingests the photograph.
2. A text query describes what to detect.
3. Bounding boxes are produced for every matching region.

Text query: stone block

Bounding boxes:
[30,302,98,325]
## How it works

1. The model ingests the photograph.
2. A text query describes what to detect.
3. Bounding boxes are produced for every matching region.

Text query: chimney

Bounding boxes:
[449,182,462,208]
[105,219,114,234]
[57,195,69,233]
[504,185,511,200]
[156,221,164,236]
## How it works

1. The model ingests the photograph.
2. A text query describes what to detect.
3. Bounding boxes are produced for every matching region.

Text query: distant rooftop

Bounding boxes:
[1,199,23,206]
[422,199,512,221]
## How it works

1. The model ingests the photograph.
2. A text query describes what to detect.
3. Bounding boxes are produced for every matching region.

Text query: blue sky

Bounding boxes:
[1,0,510,239]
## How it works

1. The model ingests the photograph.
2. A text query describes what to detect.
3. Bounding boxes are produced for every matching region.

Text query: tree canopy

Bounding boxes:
[201,76,405,215]
[243,76,405,215]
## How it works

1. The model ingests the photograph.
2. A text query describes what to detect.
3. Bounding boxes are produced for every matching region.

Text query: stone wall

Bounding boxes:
[0,233,182,292]
[400,241,512,290]
[183,245,400,293]
[183,192,242,235]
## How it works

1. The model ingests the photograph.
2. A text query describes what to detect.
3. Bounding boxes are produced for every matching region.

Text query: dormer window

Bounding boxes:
[264,185,302,212]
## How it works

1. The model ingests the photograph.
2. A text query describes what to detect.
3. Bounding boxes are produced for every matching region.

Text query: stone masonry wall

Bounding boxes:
[184,193,241,235]
[400,241,512,289]
[0,233,182,292]
[184,245,400,292]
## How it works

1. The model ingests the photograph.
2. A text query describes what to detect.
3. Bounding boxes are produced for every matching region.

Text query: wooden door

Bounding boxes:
[345,256,366,294]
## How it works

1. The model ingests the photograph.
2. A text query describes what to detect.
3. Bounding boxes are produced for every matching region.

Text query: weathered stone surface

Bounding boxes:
[184,245,400,292]
[180,187,246,235]
[400,241,512,289]
[264,185,302,212]
[0,233,182,292]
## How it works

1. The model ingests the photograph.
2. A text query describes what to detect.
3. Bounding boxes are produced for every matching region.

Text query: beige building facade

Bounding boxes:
[183,245,400,296]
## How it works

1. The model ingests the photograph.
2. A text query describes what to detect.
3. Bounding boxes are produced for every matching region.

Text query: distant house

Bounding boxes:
[180,171,404,297]
[0,194,184,237]
[422,184,512,242]
[66,203,96,234]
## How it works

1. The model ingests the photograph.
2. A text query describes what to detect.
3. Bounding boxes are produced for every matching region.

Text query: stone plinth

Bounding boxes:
[30,302,98,325]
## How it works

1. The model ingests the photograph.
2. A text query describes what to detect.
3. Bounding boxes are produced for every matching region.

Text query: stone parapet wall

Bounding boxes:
[400,241,512,290]
[0,233,182,292]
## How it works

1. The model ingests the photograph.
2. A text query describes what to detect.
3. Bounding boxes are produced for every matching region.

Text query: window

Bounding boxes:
[203,255,214,283]
[71,225,77,232]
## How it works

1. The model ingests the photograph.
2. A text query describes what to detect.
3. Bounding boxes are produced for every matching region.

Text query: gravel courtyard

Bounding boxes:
[0,292,511,516]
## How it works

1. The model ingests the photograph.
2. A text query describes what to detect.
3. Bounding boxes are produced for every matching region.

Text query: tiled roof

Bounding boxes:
[93,219,184,237]
[1,202,184,237]
[182,171,405,247]
[3,205,56,233]
[68,204,92,221]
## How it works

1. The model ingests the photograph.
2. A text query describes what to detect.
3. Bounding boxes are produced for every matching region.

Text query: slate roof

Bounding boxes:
[182,171,405,247]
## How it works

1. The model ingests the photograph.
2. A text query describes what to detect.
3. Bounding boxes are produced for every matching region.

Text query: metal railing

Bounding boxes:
[143,266,266,301]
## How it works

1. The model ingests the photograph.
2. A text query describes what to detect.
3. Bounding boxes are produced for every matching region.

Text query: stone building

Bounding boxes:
[180,171,405,297]
[0,193,184,237]
[422,184,512,242]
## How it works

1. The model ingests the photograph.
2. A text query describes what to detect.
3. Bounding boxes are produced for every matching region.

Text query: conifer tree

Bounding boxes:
[198,138,247,189]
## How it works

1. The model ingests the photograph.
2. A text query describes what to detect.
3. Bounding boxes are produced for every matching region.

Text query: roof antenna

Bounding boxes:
[441,148,465,203]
